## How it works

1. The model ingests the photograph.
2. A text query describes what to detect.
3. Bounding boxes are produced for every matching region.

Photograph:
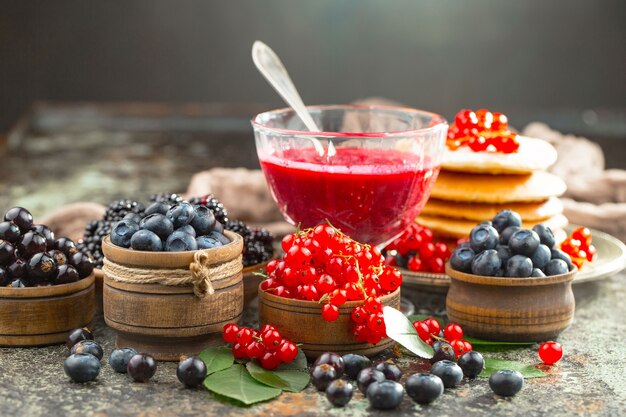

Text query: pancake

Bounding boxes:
[442,136,558,174]
[421,197,563,222]
[430,170,567,203]
[416,213,569,239]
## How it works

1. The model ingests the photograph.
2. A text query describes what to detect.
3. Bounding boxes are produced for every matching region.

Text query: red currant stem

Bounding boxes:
[253,272,268,278]
[324,219,345,239]
[318,294,331,304]
[431,334,447,342]
[252,334,264,343]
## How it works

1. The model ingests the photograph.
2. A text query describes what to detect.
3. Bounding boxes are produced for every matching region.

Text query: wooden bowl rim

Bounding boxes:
[445,263,577,287]
[102,230,243,268]
[258,285,400,309]
[0,272,95,298]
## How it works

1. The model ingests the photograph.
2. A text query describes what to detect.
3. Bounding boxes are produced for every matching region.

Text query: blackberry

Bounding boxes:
[103,199,145,222]
[189,195,229,224]
[79,220,113,268]
[226,221,274,267]
[150,192,184,205]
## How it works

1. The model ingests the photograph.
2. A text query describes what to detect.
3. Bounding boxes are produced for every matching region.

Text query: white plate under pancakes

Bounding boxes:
[442,136,558,174]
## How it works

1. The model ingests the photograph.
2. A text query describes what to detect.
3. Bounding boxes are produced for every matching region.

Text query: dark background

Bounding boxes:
[1,0,624,160]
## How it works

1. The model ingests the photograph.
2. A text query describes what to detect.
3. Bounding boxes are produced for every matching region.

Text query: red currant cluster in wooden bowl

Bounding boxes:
[560,227,596,270]
[383,223,451,273]
[260,224,402,345]
[447,108,520,153]
[223,323,299,370]
[413,318,473,358]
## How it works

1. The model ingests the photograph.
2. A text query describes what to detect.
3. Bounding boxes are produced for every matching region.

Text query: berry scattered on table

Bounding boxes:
[447,109,520,154]
[71,340,104,361]
[66,327,94,349]
[366,380,405,410]
[109,347,138,373]
[311,364,339,391]
[538,341,563,365]
[374,361,402,381]
[560,227,596,269]
[64,353,101,383]
[127,353,158,382]
[312,352,345,376]
[342,354,372,379]
[430,360,463,388]
[430,341,456,364]
[356,367,386,394]
[489,370,524,396]
[457,351,485,378]
[405,373,444,404]
[177,356,208,388]
[325,379,354,407]
[383,223,451,274]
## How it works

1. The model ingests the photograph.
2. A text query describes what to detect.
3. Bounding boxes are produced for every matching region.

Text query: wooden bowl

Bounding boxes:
[259,287,401,358]
[0,274,95,347]
[102,231,244,361]
[445,264,576,342]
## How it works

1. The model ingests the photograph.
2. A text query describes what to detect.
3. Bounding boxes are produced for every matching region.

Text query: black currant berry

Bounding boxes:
[17,232,47,259]
[64,353,100,383]
[0,241,16,266]
[176,356,207,388]
[430,341,456,364]
[66,327,94,349]
[109,347,138,373]
[430,360,463,388]
[47,250,67,266]
[127,353,157,382]
[374,361,402,381]
[0,267,10,286]
[313,352,344,376]
[325,379,354,407]
[4,207,33,232]
[356,368,386,394]
[458,351,484,379]
[366,380,404,410]
[342,353,371,379]
[0,221,21,243]
[54,264,80,285]
[31,225,55,250]
[489,370,523,397]
[54,237,78,257]
[7,258,27,279]
[311,364,338,391]
[406,373,444,404]
[10,278,27,287]
[28,253,57,281]
[70,252,94,279]
[71,340,104,360]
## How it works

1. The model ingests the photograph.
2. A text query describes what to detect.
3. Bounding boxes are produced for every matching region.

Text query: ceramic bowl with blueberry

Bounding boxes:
[449,210,575,278]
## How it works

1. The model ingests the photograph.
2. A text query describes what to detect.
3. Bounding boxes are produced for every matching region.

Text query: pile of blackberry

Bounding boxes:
[225,220,274,267]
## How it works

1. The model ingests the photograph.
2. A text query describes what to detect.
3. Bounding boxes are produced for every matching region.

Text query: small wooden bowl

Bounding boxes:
[0,274,95,347]
[102,231,244,361]
[446,264,576,342]
[259,287,401,358]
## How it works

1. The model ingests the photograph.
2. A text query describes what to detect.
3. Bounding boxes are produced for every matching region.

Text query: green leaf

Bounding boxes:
[246,362,310,392]
[275,348,307,371]
[198,346,234,375]
[203,364,282,405]
[465,337,535,346]
[479,358,547,379]
[383,306,434,359]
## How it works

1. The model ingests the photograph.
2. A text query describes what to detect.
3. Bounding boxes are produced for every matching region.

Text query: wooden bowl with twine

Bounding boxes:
[101,231,244,361]
[258,286,401,359]
[0,273,95,347]
[446,263,576,342]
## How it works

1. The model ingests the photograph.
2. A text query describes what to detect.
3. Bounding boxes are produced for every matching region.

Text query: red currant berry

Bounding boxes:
[364,297,382,314]
[327,257,344,276]
[379,268,402,292]
[260,324,276,333]
[538,341,563,365]
[353,324,370,342]
[232,343,248,359]
[367,332,384,345]
[434,242,450,259]
[277,340,299,363]
[419,242,436,260]
[266,259,279,275]
[423,318,441,336]
[428,257,445,274]
[260,351,282,370]
[322,304,340,322]
[246,341,266,359]
[351,306,368,324]
[281,234,295,252]
[301,284,319,301]
[282,267,298,287]
[313,224,336,245]
[413,321,430,342]
[468,136,488,152]
[407,256,422,272]
[443,323,464,341]
[571,227,592,247]
[329,289,347,306]
[298,266,318,285]
[585,244,597,262]
[262,329,283,351]
[223,323,239,343]
[367,313,386,334]
[235,327,253,345]
[343,283,363,301]
[418,227,434,244]
[316,274,336,294]
[450,339,471,358]
[285,245,313,267]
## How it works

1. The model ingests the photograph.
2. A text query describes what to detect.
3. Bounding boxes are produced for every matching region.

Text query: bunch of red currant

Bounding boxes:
[260,224,403,345]
[560,227,596,269]
[447,108,520,154]
[384,223,451,273]
[413,318,473,358]
[223,323,299,370]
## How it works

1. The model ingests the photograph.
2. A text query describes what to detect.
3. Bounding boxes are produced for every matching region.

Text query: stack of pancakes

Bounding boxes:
[418,137,568,241]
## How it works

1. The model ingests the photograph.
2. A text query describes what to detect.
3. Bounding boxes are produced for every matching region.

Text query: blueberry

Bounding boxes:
[177,356,207,388]
[71,340,104,360]
[109,347,138,373]
[531,268,546,277]
[64,353,101,382]
[145,202,170,216]
[457,351,484,378]
[500,226,522,245]
[342,354,372,379]
[165,231,198,252]
[469,225,499,252]
[374,361,402,381]
[471,249,501,276]
[478,220,493,227]
[492,210,522,233]
[196,236,224,250]
[311,364,338,391]
[405,373,444,404]
[508,229,540,256]
[130,230,163,251]
[70,252,95,279]
[530,244,551,269]
[366,380,404,410]
[176,225,196,237]
[357,368,386,393]
[430,360,463,388]
[496,245,512,265]
[489,370,523,396]
[190,205,217,235]
[54,264,80,284]
[325,379,354,407]
[209,231,231,245]
[31,224,55,250]
[127,353,158,382]
[532,224,556,248]
[505,255,533,278]
[0,221,22,243]
[66,327,94,349]
[4,207,33,232]
[166,202,196,229]
[313,352,344,376]
[450,246,475,273]
[550,248,574,269]
[139,214,174,241]
[111,219,139,248]
[123,212,143,224]
[544,259,569,276]
[430,341,456,364]
[213,221,225,234]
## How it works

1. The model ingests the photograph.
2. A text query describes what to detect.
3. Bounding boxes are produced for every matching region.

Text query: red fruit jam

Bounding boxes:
[259,147,440,245]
